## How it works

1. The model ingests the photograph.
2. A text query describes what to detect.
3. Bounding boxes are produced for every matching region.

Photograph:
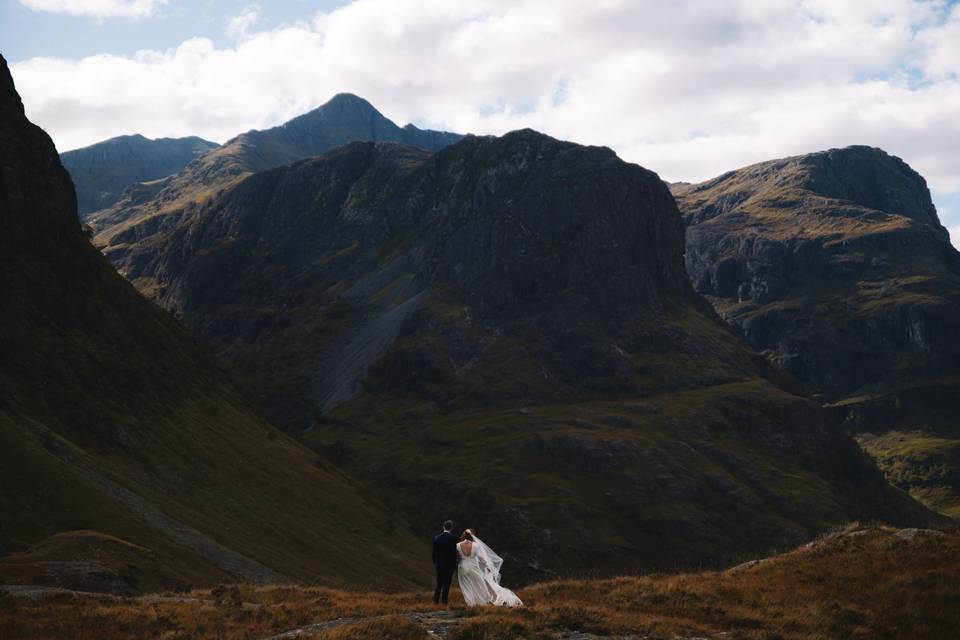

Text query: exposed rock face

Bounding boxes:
[123,131,940,581]
[60,134,218,216]
[0,55,430,592]
[676,146,960,396]
[128,132,741,421]
[88,93,462,266]
[676,146,960,517]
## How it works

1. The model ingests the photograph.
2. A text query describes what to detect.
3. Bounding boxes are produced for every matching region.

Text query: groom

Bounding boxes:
[432,519,458,605]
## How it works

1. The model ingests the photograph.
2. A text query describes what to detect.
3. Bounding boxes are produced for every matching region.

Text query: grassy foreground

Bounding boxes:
[2,525,957,640]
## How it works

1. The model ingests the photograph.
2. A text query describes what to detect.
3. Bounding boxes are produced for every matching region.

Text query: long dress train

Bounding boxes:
[456,537,522,607]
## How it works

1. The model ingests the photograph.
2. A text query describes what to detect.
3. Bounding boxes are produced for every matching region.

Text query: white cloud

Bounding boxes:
[18,0,168,19]
[9,0,960,226]
[225,4,262,40]
[951,226,960,250]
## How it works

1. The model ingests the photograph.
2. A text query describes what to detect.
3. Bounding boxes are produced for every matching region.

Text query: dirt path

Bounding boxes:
[264,609,717,639]
[264,610,460,639]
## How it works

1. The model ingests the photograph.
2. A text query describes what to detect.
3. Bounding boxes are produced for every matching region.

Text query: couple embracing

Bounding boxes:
[432,520,523,607]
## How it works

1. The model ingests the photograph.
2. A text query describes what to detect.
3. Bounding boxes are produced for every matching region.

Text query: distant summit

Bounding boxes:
[233,92,462,165]
[793,146,942,227]
[88,93,462,259]
[680,146,943,230]
[61,134,218,216]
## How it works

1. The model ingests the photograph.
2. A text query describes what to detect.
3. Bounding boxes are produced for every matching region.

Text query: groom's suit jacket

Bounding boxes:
[432,531,458,569]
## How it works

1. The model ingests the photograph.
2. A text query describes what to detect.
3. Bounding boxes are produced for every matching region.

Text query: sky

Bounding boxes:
[2,0,960,248]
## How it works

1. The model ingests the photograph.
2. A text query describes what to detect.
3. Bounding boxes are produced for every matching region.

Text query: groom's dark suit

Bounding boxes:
[432,530,458,604]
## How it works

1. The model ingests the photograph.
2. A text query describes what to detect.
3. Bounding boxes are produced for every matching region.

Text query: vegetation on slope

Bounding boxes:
[0,54,429,591]
[108,132,940,582]
[3,526,957,639]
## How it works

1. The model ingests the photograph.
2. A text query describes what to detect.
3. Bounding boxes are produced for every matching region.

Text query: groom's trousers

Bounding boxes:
[434,563,455,604]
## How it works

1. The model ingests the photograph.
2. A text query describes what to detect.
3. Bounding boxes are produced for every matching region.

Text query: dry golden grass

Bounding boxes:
[3,526,957,640]
[314,617,429,639]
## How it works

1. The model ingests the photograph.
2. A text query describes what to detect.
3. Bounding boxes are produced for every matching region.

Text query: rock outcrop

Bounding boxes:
[676,146,960,395]
[61,134,218,216]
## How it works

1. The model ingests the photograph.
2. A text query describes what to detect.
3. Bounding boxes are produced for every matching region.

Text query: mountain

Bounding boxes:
[61,134,219,217]
[0,55,430,594]
[88,93,462,266]
[674,146,960,517]
[116,130,940,582]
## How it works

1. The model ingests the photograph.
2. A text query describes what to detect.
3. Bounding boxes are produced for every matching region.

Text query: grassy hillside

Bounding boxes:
[0,54,429,592]
[831,377,960,518]
[3,525,957,639]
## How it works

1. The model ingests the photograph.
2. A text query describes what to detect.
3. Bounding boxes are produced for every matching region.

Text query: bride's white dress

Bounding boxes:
[456,537,522,607]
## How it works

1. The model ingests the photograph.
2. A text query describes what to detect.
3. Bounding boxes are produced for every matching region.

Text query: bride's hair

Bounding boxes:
[459,529,475,542]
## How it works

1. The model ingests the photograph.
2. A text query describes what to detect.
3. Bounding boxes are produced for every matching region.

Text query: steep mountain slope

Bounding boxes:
[88,93,461,268]
[674,146,960,517]
[120,131,939,582]
[61,134,218,216]
[0,55,429,593]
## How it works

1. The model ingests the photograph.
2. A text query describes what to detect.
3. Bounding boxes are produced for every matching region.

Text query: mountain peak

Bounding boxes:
[287,93,382,129]
[0,54,25,118]
[681,145,942,229]
[1,53,77,243]
[61,133,220,215]
[325,92,376,108]
[243,93,463,158]
[792,145,940,226]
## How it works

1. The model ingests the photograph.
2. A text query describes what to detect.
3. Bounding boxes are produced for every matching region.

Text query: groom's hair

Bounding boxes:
[443,520,453,531]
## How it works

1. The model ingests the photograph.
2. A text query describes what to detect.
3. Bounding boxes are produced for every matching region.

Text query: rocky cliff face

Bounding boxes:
[676,146,960,517]
[88,93,461,265]
[128,131,750,421]
[677,146,960,395]
[0,55,430,592]
[60,134,218,216]
[122,131,940,581]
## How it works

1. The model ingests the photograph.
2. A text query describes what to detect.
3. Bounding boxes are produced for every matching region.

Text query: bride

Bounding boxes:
[456,529,522,607]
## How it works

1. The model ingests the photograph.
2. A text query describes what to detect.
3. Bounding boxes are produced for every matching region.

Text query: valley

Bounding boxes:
[0,54,429,593]
[1,25,956,609]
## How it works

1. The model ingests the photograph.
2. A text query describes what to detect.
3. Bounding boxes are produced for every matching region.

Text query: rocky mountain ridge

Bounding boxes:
[676,145,960,395]
[675,145,960,517]
[116,128,941,581]
[87,93,462,266]
[61,133,218,216]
